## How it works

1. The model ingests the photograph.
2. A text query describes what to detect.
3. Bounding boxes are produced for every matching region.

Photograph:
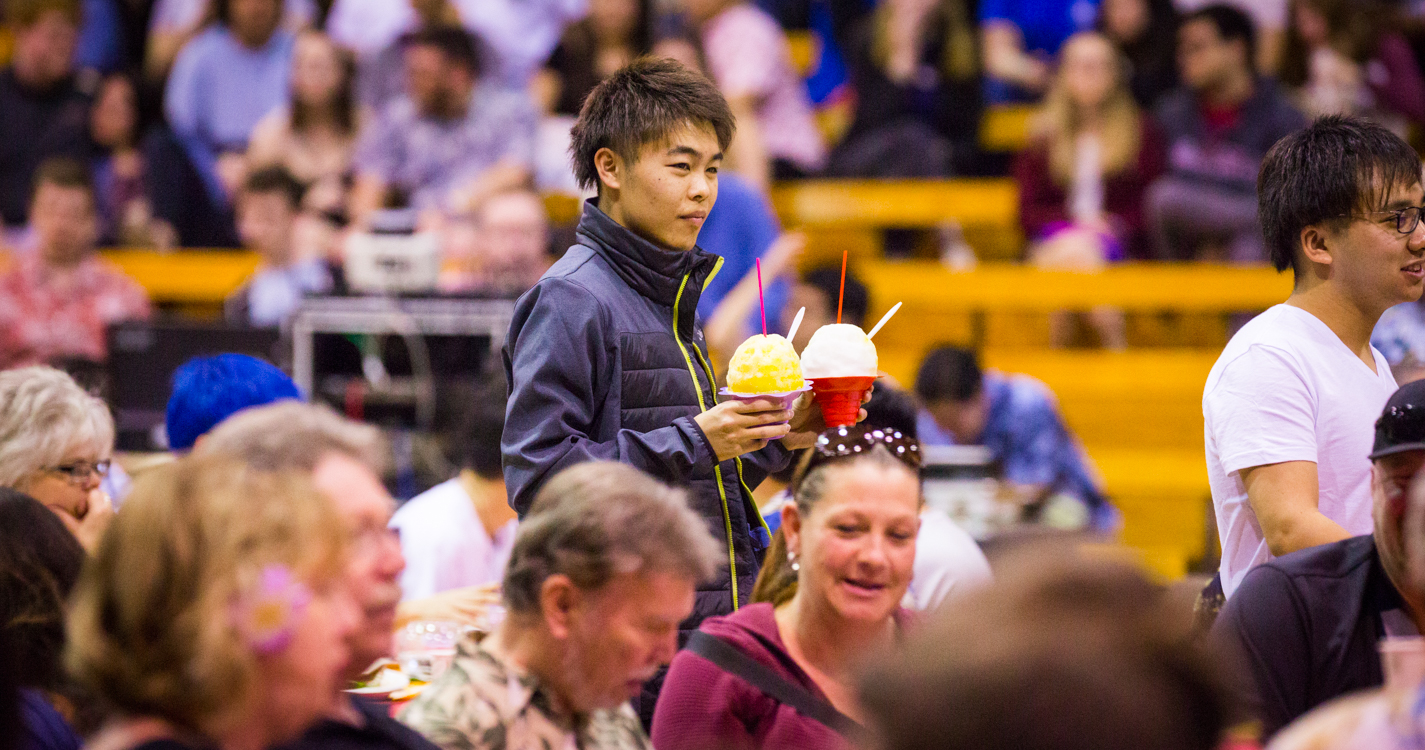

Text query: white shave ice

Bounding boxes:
[801,324,878,379]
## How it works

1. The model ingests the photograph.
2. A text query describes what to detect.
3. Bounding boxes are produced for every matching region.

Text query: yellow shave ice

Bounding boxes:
[727,334,804,394]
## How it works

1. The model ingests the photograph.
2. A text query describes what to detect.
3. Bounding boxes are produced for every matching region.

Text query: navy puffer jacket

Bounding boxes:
[502,201,791,624]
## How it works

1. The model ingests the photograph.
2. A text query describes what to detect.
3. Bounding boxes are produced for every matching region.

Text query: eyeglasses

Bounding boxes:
[1378,403,1425,446]
[805,424,922,475]
[45,459,111,485]
[1342,206,1425,235]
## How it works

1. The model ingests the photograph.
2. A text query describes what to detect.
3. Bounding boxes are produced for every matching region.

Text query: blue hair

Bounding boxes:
[165,354,302,451]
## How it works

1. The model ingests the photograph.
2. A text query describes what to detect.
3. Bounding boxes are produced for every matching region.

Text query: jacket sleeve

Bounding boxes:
[1211,565,1311,739]
[502,279,718,515]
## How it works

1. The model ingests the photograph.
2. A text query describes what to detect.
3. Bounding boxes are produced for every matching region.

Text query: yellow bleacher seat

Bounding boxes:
[979,104,1038,152]
[543,192,582,226]
[785,30,818,77]
[772,179,1025,264]
[102,249,260,308]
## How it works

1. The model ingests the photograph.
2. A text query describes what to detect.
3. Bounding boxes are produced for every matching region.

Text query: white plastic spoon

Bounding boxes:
[785,306,807,343]
[866,302,903,340]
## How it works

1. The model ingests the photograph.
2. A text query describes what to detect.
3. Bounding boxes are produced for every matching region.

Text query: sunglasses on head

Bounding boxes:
[1379,403,1425,447]
[804,424,922,475]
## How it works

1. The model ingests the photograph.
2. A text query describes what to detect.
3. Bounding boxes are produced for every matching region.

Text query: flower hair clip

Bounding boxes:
[231,564,311,655]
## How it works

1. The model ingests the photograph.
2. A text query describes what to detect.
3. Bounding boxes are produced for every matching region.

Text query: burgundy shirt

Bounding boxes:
[651,603,910,750]
[1012,116,1167,260]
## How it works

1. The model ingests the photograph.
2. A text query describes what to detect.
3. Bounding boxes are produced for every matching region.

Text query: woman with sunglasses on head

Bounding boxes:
[0,367,118,552]
[652,424,922,750]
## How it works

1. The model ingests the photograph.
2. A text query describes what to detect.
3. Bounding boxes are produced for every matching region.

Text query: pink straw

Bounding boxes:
[756,258,766,336]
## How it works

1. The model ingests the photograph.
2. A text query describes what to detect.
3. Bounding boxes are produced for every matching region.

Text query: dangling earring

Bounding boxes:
[788,551,800,572]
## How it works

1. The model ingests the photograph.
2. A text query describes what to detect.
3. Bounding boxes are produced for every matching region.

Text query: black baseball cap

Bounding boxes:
[1370,380,1425,460]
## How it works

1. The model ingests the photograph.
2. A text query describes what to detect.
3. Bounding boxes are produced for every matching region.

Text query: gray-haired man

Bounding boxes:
[400,461,723,750]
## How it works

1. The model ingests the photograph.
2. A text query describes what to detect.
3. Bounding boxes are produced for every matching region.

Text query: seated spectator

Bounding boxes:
[0,159,151,368]
[859,551,1236,750]
[1097,0,1179,108]
[758,389,993,612]
[350,26,536,222]
[686,0,827,188]
[145,0,313,83]
[391,381,517,601]
[653,425,920,750]
[439,188,552,296]
[1147,5,1305,261]
[164,352,301,452]
[537,0,652,117]
[0,0,92,232]
[1175,0,1288,73]
[0,489,90,748]
[980,0,1098,102]
[1268,473,1425,750]
[326,0,462,109]
[1373,299,1425,384]
[198,403,453,750]
[1016,32,1166,264]
[200,400,508,638]
[915,345,1113,531]
[1213,380,1425,740]
[830,0,982,177]
[88,72,175,248]
[163,0,296,210]
[225,166,333,328]
[247,30,362,215]
[67,454,358,750]
[0,366,116,552]
[1279,0,1425,133]
[400,461,721,749]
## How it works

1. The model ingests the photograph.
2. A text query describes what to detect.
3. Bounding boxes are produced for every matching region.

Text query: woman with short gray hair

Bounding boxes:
[0,366,116,550]
[400,461,723,750]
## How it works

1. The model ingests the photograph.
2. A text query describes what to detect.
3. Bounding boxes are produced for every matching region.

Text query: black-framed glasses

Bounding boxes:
[1342,206,1425,235]
[46,460,111,485]
[806,424,922,474]
[1378,404,1425,446]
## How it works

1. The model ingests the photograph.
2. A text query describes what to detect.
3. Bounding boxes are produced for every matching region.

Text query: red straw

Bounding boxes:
[837,250,847,324]
[756,258,766,335]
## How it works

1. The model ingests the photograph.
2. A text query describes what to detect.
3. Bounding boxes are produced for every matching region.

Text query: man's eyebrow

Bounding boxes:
[665,146,724,161]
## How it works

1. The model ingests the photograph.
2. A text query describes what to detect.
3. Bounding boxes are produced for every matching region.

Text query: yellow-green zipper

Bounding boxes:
[672,260,741,609]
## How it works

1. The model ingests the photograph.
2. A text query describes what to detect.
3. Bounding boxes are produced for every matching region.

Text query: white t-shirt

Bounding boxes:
[1205,304,1397,598]
[390,478,518,601]
[904,509,994,611]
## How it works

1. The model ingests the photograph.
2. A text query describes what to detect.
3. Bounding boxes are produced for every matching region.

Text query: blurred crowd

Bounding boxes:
[7,0,1425,366]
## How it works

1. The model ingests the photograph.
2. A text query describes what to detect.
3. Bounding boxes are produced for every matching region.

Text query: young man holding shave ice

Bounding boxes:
[1205,115,1425,600]
[502,58,837,654]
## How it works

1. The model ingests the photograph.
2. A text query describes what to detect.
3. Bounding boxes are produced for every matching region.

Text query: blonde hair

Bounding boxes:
[0,366,114,488]
[66,455,346,736]
[1033,33,1142,186]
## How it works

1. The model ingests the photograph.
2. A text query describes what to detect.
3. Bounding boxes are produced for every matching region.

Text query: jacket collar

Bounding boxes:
[574,200,721,310]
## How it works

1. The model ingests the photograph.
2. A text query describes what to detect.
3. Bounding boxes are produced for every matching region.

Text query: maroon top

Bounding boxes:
[1012,116,1167,260]
[651,603,910,750]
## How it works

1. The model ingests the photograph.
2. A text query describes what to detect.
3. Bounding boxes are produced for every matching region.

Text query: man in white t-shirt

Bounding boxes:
[391,384,518,602]
[1206,115,1425,598]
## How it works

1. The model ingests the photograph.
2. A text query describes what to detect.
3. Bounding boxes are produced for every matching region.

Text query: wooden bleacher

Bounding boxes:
[771,178,1025,263]
[101,249,259,315]
[861,261,1293,579]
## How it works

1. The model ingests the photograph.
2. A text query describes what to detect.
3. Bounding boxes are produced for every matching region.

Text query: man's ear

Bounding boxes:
[539,574,579,639]
[1300,224,1336,269]
[594,147,623,192]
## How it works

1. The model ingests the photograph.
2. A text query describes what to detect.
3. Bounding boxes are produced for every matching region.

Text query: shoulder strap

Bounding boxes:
[685,630,869,743]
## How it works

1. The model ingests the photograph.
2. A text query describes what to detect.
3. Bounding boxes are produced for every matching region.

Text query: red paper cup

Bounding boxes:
[809,376,876,428]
